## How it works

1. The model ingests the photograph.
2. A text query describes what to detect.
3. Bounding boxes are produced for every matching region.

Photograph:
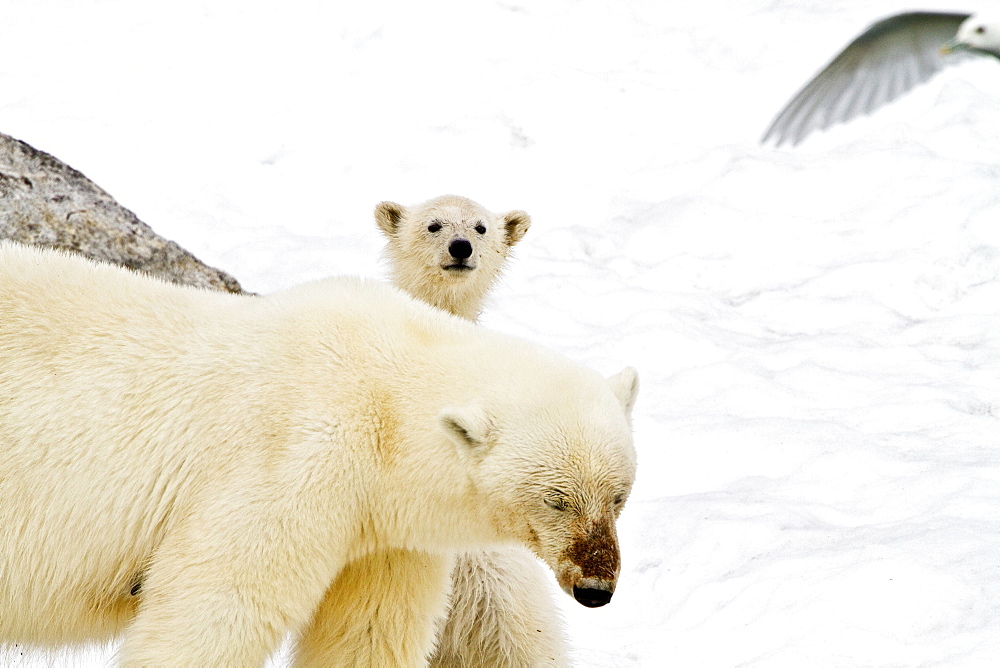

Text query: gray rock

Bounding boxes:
[0,132,243,293]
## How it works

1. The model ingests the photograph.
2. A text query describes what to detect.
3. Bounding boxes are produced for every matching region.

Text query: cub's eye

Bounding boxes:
[427,222,442,233]
[544,494,568,511]
[474,223,487,234]
[975,25,986,34]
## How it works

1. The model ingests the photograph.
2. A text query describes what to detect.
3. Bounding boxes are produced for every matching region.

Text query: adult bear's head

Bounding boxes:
[439,366,639,608]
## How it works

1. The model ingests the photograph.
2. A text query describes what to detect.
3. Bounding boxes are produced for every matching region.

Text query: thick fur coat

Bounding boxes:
[378,195,573,666]
[0,242,637,667]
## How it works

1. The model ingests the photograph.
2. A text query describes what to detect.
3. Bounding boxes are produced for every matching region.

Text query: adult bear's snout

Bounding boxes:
[573,580,614,608]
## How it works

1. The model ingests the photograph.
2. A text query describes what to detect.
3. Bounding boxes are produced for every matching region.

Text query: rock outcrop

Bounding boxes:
[0,132,242,293]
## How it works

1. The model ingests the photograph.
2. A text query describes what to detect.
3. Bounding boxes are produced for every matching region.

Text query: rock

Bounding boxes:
[0,132,243,294]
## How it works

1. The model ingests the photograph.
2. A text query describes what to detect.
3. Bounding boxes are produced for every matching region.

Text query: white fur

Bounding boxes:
[0,242,637,667]
[375,194,531,321]
[430,550,568,666]
[378,195,574,666]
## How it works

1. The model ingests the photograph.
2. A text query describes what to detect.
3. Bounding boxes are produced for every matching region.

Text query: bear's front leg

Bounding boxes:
[118,525,339,667]
[293,549,453,668]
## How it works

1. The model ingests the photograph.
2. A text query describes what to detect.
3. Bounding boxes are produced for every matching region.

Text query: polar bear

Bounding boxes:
[375,194,531,322]
[377,196,570,666]
[0,242,638,667]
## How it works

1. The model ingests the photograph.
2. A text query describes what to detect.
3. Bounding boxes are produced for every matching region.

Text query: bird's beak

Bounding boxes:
[939,39,966,55]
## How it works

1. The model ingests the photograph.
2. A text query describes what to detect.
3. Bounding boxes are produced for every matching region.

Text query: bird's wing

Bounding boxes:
[762,11,972,146]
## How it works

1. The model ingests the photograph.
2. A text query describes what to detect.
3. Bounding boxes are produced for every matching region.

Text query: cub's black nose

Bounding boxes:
[573,586,612,608]
[449,239,473,260]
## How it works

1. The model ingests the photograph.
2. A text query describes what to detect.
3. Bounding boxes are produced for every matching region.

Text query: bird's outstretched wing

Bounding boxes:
[762,11,971,146]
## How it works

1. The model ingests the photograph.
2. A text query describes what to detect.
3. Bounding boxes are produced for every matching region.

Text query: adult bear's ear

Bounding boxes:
[607,367,639,417]
[374,201,405,237]
[439,404,493,461]
[502,210,531,247]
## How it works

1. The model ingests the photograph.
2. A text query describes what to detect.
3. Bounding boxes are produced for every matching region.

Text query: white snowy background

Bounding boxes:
[2,0,999,665]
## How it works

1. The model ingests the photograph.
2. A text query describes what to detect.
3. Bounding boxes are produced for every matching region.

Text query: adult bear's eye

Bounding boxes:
[428,221,442,233]
[475,223,487,234]
[544,492,568,511]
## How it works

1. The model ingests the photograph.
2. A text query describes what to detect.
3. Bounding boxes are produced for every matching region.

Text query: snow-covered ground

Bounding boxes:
[2,0,999,665]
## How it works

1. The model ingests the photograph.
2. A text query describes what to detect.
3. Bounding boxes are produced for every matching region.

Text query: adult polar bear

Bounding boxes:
[0,242,638,667]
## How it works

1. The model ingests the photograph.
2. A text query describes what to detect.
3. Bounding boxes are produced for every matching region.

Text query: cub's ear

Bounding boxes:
[502,210,531,247]
[439,404,493,461]
[375,201,405,237]
[607,367,639,416]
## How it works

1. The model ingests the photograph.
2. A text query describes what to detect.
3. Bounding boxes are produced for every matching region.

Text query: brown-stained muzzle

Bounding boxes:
[557,513,620,607]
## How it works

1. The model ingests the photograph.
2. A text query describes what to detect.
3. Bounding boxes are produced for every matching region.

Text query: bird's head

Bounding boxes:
[941,16,1000,58]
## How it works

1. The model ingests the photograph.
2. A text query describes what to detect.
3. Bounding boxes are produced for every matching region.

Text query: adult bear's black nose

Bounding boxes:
[449,239,473,260]
[573,585,612,608]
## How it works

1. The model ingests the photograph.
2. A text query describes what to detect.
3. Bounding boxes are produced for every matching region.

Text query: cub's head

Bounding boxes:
[439,366,639,608]
[375,195,531,320]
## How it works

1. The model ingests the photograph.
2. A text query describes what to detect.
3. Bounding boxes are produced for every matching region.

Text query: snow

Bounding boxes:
[2,0,1000,665]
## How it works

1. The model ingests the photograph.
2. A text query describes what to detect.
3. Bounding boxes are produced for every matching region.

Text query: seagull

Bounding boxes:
[762,12,1000,147]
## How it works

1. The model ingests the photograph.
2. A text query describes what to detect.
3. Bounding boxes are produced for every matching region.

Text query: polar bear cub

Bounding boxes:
[0,242,638,668]
[375,194,531,322]
[377,196,571,666]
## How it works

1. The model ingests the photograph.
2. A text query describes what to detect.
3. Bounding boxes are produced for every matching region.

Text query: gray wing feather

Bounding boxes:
[762,12,972,146]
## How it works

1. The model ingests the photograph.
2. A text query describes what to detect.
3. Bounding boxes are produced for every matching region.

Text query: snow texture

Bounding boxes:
[1,0,999,666]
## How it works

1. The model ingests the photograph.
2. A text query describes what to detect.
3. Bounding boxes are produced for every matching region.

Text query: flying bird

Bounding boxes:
[762,12,1000,147]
